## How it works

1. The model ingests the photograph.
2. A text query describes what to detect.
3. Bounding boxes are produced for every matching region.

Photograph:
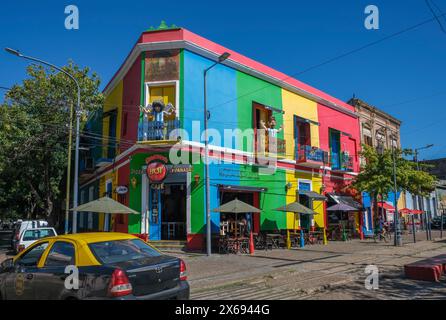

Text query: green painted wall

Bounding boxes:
[236,71,286,230]
[236,71,284,152]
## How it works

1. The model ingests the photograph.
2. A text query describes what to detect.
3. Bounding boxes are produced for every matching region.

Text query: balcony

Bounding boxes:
[255,136,286,159]
[297,145,328,168]
[138,119,181,145]
[331,151,354,172]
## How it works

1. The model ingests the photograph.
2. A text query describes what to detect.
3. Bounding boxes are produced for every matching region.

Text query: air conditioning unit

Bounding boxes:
[84,157,95,171]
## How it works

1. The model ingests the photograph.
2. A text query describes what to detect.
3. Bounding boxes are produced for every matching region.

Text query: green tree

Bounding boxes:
[352,145,436,227]
[0,62,104,226]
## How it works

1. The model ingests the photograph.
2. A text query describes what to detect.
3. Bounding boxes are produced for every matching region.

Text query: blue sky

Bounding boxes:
[1,0,445,159]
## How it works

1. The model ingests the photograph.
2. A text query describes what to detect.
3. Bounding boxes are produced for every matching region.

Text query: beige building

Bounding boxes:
[347,97,406,212]
[347,97,401,152]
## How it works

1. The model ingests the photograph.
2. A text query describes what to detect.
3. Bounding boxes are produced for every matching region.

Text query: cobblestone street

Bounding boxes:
[169,231,446,300]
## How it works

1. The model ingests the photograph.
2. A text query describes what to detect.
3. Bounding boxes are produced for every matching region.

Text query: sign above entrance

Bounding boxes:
[147,161,168,183]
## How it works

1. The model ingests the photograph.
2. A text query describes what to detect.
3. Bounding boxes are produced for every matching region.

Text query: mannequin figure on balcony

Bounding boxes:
[260,116,283,138]
[139,100,176,140]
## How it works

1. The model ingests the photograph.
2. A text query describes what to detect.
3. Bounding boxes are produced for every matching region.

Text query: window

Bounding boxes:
[148,85,177,122]
[16,242,49,267]
[89,239,161,264]
[363,135,373,147]
[296,118,311,148]
[23,229,55,241]
[45,242,76,267]
[329,129,341,169]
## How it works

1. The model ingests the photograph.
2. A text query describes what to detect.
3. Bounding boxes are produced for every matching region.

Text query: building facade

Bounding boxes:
[75,24,362,250]
[347,97,405,234]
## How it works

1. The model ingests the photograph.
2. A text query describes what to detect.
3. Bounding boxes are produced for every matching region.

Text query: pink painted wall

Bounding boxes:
[317,103,360,173]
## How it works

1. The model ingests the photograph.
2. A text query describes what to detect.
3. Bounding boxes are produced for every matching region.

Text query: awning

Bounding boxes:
[298,190,327,201]
[218,184,268,193]
[327,203,358,212]
[377,202,395,212]
[327,193,363,210]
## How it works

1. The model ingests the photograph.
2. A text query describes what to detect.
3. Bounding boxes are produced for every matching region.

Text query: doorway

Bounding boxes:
[161,184,186,240]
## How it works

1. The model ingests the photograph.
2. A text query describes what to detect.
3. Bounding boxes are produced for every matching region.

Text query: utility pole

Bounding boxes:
[65,102,74,234]
[391,141,402,246]
[413,144,434,241]
[203,52,230,256]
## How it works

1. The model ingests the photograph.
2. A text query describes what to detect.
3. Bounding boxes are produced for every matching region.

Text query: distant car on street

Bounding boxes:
[10,220,48,250]
[15,228,57,253]
[431,216,446,229]
[0,232,189,300]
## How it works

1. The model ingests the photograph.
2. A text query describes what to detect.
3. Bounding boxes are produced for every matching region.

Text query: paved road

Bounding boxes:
[171,231,446,300]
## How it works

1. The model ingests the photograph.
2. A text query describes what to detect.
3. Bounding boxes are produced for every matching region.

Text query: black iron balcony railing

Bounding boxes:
[297,145,328,165]
[138,119,181,142]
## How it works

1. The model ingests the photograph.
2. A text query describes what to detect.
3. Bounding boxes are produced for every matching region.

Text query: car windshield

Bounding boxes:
[88,239,161,264]
[23,229,55,241]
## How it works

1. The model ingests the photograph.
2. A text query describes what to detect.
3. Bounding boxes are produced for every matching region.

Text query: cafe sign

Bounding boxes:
[146,161,167,183]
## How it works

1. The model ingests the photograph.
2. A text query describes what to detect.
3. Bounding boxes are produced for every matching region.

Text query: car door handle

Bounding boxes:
[26,273,33,280]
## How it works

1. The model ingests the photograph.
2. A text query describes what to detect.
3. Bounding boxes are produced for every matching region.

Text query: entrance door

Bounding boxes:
[329,129,341,169]
[298,181,312,230]
[161,184,187,240]
[149,188,162,240]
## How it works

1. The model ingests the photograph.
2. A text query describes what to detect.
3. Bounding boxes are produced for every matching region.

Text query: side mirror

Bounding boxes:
[1,258,14,271]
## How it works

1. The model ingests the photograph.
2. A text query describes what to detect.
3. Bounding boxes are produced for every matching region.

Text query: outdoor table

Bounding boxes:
[219,236,250,254]
[266,234,282,248]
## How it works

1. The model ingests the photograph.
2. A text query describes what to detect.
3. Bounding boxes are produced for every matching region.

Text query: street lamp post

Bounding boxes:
[413,144,434,241]
[390,140,402,246]
[5,48,81,234]
[376,128,402,246]
[203,52,230,256]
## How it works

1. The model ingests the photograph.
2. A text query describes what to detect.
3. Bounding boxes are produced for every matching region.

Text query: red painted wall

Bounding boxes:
[317,103,360,173]
[114,163,130,233]
[121,56,141,153]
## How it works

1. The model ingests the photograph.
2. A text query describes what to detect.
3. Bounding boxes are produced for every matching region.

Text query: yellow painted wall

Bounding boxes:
[285,171,325,229]
[282,89,324,230]
[281,89,320,161]
[102,81,123,158]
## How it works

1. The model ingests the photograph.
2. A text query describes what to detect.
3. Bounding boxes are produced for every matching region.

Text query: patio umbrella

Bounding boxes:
[275,202,316,248]
[212,198,261,239]
[326,203,358,212]
[70,197,139,233]
[212,198,261,214]
[70,197,140,214]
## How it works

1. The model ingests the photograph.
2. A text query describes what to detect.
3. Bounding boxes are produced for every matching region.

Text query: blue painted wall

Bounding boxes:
[182,50,238,146]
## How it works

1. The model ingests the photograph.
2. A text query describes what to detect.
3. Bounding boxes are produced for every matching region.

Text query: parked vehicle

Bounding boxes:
[0,232,189,300]
[10,220,48,250]
[431,216,446,229]
[15,228,57,253]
